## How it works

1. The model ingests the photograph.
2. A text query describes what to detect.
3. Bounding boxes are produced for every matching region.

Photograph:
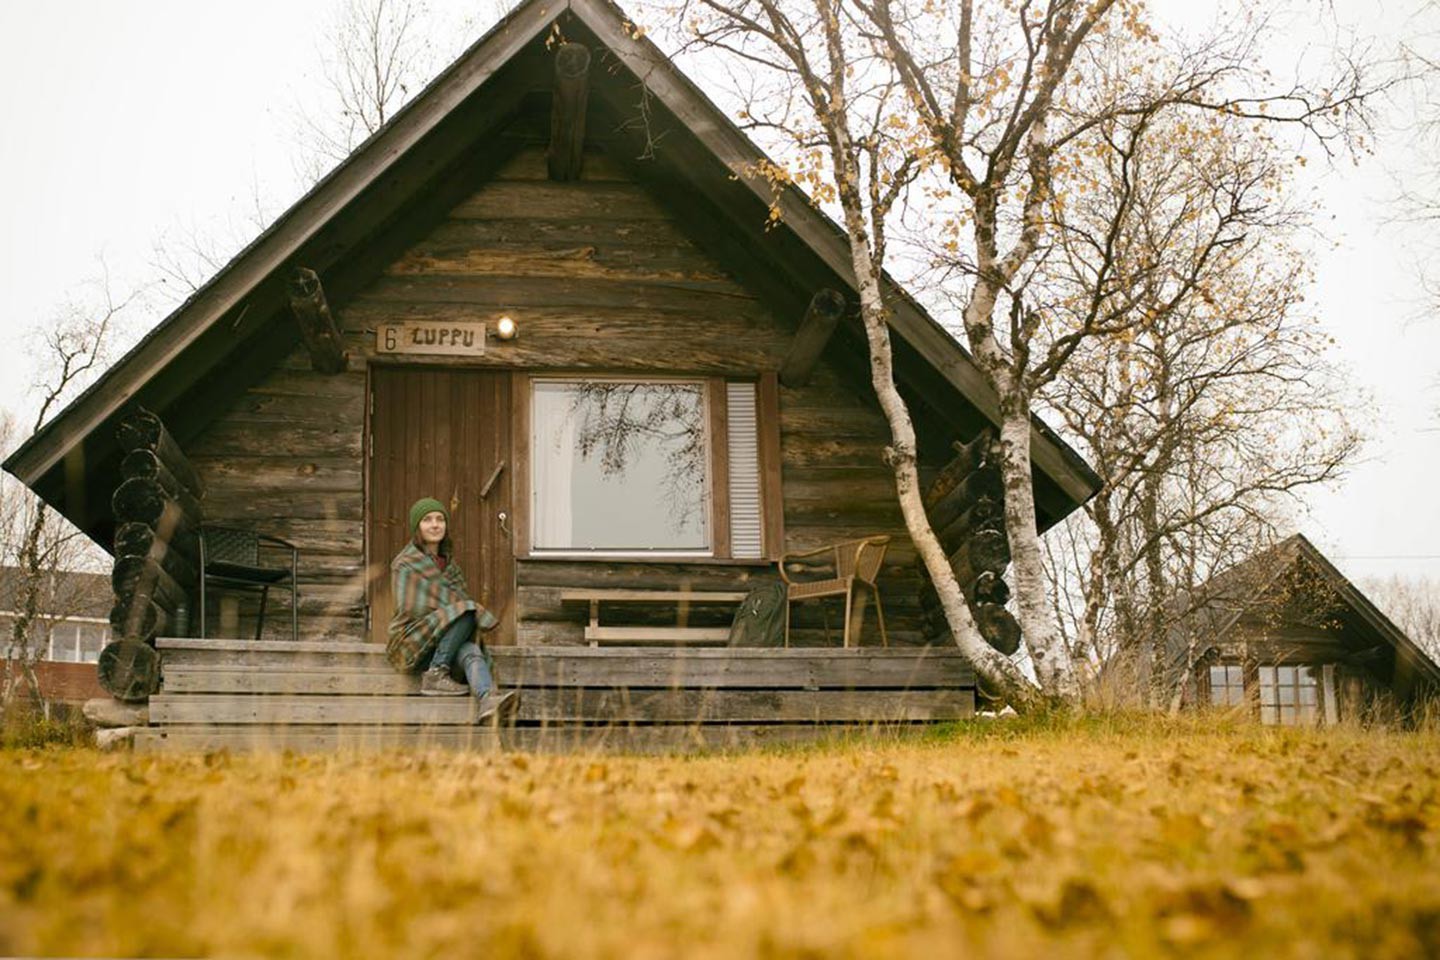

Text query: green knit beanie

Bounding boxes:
[408,497,448,535]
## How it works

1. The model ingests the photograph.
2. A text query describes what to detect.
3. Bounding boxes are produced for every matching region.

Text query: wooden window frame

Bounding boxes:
[757,371,785,561]
[1257,663,1322,726]
[511,370,783,563]
[1206,661,1247,708]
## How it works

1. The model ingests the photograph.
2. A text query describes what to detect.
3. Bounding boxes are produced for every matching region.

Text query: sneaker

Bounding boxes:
[473,689,519,723]
[420,666,468,696]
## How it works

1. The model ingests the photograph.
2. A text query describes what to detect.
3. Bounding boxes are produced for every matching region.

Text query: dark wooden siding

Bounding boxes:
[188,355,368,640]
[188,127,923,646]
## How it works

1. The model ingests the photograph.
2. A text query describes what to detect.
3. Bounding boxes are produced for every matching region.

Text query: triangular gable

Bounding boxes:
[1170,534,1440,689]
[4,0,1098,545]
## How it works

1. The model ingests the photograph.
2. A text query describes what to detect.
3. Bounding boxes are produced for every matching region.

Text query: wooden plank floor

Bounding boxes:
[137,638,976,754]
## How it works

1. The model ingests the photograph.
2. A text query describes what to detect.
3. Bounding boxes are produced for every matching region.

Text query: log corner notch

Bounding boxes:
[286,267,349,375]
[916,428,1021,657]
[100,406,204,702]
[779,289,846,388]
[547,43,592,181]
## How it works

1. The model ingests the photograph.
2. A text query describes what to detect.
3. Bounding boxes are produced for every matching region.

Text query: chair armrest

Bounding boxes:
[780,544,838,562]
[777,543,840,585]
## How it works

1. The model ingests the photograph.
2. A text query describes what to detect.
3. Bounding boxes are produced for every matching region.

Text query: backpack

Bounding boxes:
[727,581,789,647]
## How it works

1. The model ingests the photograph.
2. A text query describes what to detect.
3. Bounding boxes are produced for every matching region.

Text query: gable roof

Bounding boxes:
[1167,534,1440,690]
[3,0,1099,547]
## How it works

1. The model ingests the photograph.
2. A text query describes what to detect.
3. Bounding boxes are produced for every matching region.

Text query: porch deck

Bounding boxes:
[134,638,977,753]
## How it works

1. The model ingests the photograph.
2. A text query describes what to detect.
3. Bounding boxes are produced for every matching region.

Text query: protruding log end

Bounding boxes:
[97,640,161,703]
[555,41,592,79]
[548,43,592,181]
[287,267,349,375]
[780,289,846,387]
[974,603,1021,656]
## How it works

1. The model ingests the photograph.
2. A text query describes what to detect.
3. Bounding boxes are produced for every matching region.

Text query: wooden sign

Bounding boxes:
[376,321,486,356]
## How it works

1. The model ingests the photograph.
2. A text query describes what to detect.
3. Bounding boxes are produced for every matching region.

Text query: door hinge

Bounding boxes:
[368,432,374,458]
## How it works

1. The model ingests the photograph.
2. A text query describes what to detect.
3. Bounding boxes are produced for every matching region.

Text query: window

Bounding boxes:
[1258,665,1319,726]
[532,379,712,554]
[523,375,778,559]
[1208,663,1246,707]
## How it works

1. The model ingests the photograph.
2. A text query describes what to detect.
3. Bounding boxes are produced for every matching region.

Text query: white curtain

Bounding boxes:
[531,383,576,549]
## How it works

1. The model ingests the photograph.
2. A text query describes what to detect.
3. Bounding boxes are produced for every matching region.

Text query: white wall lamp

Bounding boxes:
[495,315,519,341]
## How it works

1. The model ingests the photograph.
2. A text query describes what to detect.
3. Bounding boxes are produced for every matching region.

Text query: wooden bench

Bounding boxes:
[559,589,750,646]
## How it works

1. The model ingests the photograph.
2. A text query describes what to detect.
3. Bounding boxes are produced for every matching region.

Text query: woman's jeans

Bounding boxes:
[423,611,493,697]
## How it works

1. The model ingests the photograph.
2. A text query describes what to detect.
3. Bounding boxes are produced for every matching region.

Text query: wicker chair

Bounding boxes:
[198,526,299,642]
[777,535,890,647]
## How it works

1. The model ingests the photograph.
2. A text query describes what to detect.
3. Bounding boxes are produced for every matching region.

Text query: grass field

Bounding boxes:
[1,716,1437,958]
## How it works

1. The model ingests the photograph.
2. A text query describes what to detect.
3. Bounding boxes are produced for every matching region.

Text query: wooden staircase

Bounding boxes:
[134,638,977,753]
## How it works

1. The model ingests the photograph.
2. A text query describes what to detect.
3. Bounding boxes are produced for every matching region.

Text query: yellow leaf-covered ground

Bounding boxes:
[1,717,1437,958]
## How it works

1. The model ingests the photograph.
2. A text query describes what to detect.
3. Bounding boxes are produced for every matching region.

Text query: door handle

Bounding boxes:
[480,461,506,500]
[497,511,510,538]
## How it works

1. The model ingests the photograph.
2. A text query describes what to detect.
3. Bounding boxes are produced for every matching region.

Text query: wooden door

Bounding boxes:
[367,368,514,646]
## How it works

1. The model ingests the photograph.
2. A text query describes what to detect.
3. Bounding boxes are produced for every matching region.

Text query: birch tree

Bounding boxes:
[1,276,138,709]
[1362,574,1440,663]
[675,0,1375,703]
[1034,87,1365,704]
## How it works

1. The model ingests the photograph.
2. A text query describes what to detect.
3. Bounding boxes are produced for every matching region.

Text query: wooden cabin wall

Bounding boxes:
[184,130,925,645]
[187,354,368,640]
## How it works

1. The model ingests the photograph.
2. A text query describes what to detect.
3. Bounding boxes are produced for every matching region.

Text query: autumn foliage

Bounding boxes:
[2,718,1438,957]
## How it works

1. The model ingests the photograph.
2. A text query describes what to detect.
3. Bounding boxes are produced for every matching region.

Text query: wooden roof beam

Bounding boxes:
[547,43,591,181]
[286,268,348,374]
[779,289,845,387]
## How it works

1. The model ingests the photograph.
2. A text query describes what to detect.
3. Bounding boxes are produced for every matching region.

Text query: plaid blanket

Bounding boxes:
[387,542,480,672]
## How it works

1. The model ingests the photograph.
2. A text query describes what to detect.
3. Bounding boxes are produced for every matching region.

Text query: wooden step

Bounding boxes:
[149,688,973,725]
[154,640,975,689]
[132,722,900,755]
[161,667,412,696]
[497,649,974,689]
[158,637,383,669]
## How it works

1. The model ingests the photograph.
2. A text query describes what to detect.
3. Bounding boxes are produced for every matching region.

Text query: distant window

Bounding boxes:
[1258,665,1319,726]
[1208,664,1246,707]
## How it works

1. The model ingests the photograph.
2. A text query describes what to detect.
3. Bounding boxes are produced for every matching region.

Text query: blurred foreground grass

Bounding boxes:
[1,716,1437,958]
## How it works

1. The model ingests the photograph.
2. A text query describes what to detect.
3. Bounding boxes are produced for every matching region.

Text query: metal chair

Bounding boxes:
[777,535,891,647]
[198,526,299,642]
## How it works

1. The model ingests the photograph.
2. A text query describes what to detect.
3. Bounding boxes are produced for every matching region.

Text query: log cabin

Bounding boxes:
[2,0,1101,750]
[1168,535,1439,726]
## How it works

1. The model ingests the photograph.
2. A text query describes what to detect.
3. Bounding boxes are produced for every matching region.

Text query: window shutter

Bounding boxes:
[726,381,764,559]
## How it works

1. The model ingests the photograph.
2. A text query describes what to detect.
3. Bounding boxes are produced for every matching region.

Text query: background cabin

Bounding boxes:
[1168,535,1440,725]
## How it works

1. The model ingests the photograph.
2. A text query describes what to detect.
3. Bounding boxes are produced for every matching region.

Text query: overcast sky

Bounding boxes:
[0,0,1436,582]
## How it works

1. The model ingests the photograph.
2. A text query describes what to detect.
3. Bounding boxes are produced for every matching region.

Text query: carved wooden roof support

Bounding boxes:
[780,289,846,388]
[548,43,591,181]
[286,267,348,375]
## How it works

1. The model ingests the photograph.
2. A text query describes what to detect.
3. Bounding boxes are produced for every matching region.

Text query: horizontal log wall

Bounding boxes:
[186,127,922,645]
[187,357,368,640]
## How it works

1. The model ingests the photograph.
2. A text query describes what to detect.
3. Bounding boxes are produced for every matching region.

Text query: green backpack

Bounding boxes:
[727,581,789,647]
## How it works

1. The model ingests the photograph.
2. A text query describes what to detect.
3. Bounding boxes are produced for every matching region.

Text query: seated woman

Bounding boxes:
[388,497,516,721]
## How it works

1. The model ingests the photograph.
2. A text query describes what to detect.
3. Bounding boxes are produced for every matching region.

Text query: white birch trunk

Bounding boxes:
[826,137,1040,710]
[998,406,1077,698]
